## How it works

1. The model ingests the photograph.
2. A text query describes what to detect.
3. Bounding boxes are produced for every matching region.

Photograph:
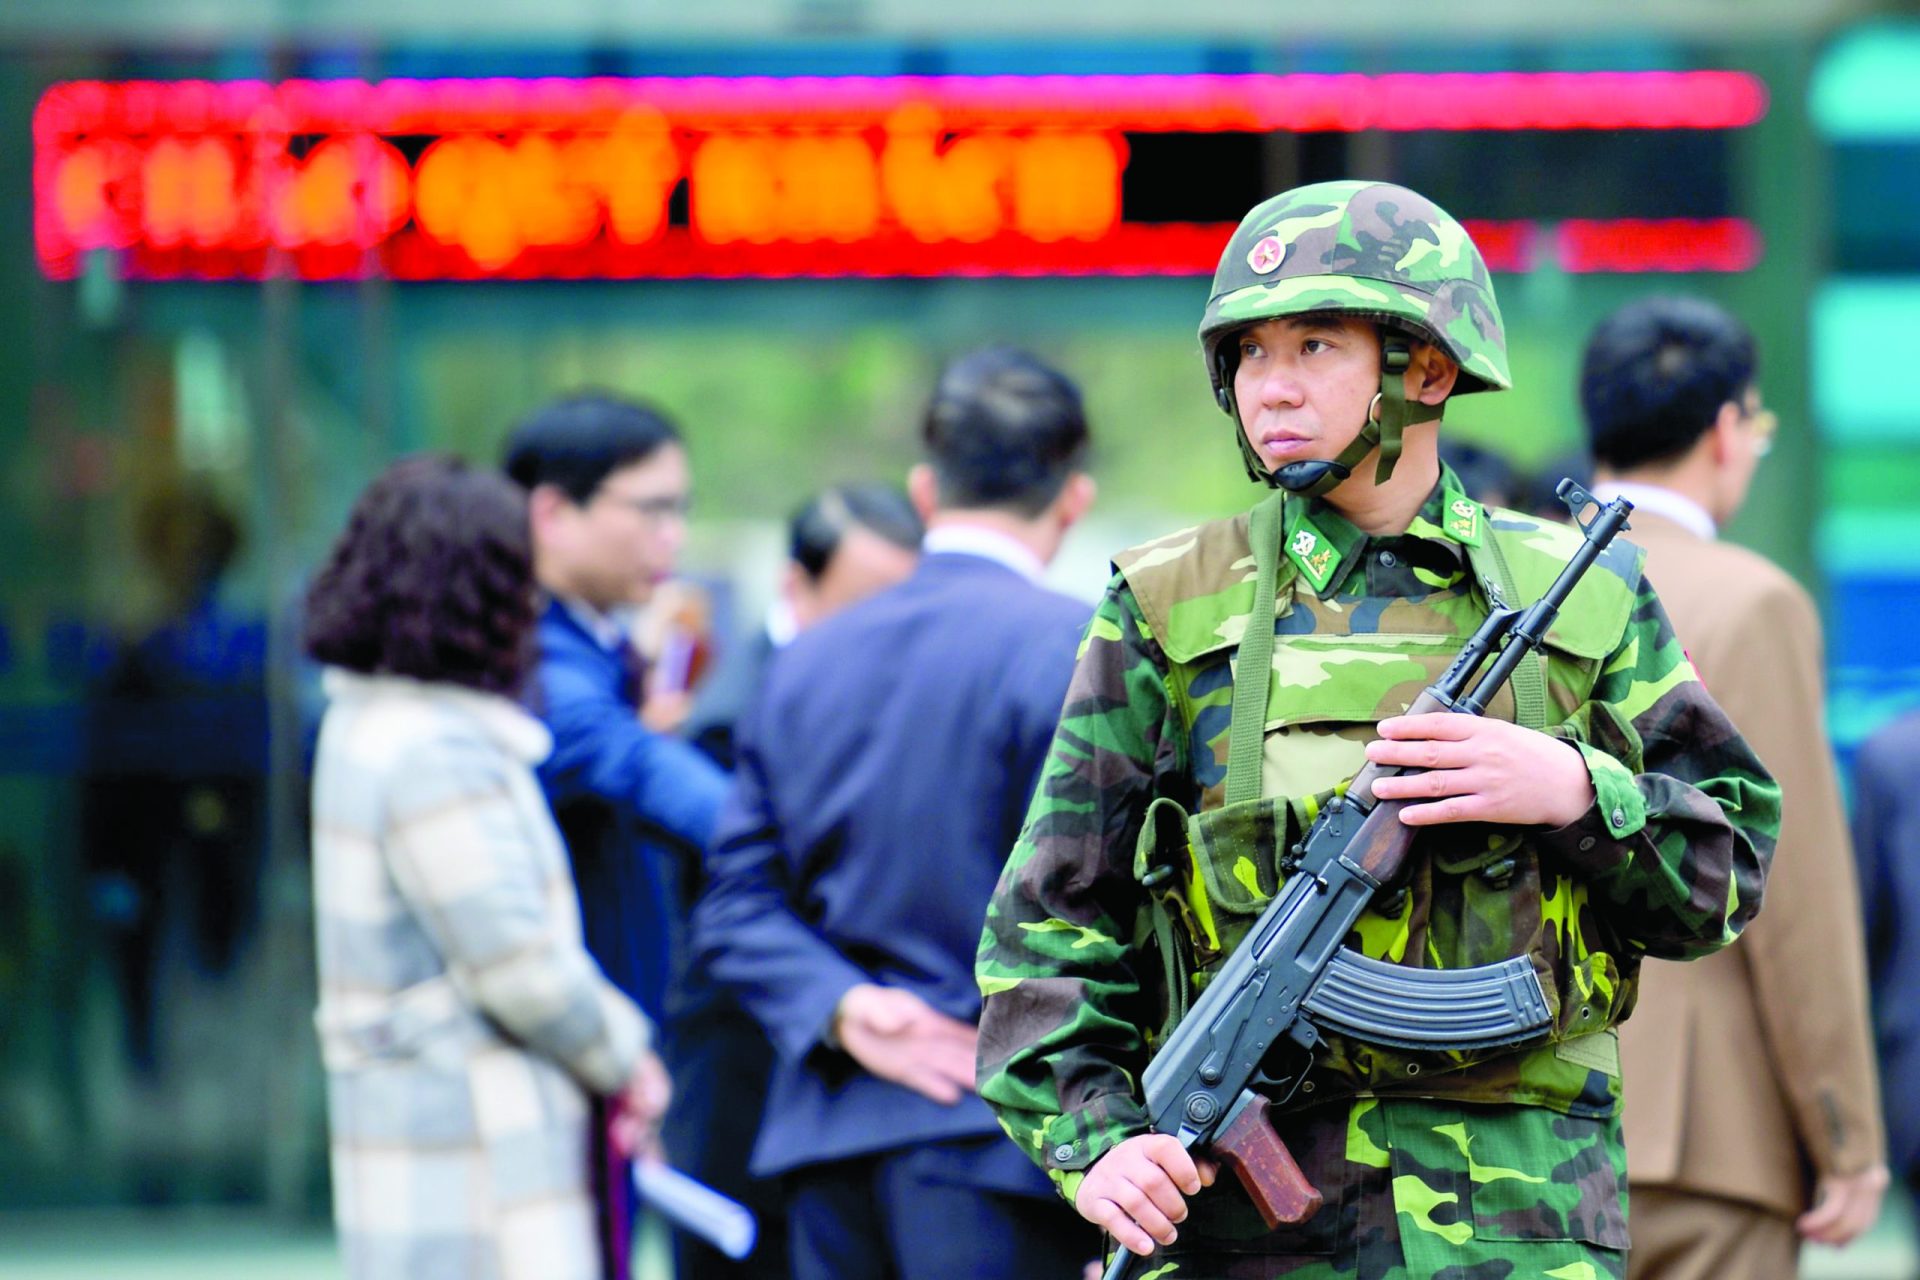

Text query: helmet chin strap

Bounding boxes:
[1252,337,1443,496]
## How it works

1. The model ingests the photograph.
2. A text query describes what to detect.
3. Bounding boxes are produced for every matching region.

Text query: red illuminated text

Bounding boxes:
[33,75,1768,281]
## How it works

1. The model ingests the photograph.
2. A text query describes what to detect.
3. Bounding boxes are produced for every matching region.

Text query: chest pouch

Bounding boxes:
[1134,494,1578,1070]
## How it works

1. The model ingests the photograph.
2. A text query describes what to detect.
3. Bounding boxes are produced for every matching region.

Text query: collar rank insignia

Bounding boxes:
[1288,526,1338,594]
[1445,497,1482,546]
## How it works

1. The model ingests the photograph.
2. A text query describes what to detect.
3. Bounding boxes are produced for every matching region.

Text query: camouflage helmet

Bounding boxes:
[1201,181,1512,490]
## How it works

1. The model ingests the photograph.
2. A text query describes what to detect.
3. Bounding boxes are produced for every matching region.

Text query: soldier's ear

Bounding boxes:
[1411,344,1460,406]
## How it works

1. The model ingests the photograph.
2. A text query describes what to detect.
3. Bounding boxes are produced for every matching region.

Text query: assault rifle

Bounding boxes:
[1101,482,1633,1280]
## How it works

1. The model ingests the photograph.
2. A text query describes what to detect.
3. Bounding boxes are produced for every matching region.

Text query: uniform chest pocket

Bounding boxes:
[1260,633,1520,732]
[1247,634,1518,806]
[1382,1099,1630,1251]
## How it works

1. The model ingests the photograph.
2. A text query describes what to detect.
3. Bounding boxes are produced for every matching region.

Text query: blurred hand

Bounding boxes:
[609,1049,672,1161]
[1797,1164,1889,1246]
[833,984,977,1105]
[639,687,695,735]
[1365,714,1594,830]
[1074,1134,1217,1259]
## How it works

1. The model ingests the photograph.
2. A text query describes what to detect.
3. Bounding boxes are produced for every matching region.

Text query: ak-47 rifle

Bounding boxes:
[1101,482,1633,1280]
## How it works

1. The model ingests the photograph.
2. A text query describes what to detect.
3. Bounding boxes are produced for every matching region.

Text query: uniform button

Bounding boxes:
[1378,550,1398,568]
[1578,836,1596,852]
[1610,807,1627,828]
[1480,856,1517,888]
[1053,1143,1076,1163]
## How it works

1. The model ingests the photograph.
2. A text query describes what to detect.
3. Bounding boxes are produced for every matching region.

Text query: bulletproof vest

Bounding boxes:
[1114,492,1646,1119]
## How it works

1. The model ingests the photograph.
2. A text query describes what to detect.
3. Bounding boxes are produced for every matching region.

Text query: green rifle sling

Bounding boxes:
[1224,490,1288,806]
[1469,529,1551,732]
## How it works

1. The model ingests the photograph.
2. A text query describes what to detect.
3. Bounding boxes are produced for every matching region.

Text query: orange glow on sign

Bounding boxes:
[33,76,1766,280]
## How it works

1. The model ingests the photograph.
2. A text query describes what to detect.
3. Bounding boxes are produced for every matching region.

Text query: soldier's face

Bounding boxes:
[1233,316,1383,474]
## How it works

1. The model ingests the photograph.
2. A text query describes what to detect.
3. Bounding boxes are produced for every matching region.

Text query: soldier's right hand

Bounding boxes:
[1074,1134,1216,1258]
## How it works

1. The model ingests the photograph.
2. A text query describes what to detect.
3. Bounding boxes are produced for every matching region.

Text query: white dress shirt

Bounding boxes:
[1587,480,1717,541]
[921,523,1046,583]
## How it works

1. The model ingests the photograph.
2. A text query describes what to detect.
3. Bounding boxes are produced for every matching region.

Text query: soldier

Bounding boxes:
[975,181,1780,1279]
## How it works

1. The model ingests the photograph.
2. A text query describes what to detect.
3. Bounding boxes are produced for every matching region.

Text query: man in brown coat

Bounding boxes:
[1582,296,1888,1278]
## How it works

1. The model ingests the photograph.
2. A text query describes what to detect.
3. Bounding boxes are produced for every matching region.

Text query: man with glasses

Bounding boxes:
[505,394,738,1273]
[1581,296,1888,1279]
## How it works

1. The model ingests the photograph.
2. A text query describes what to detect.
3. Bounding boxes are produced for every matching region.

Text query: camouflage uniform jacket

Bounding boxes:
[975,470,1778,1233]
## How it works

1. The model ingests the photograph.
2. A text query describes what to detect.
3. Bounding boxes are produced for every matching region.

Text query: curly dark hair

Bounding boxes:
[305,454,535,696]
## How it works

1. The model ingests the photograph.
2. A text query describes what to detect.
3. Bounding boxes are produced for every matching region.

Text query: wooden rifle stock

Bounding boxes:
[1213,1095,1323,1229]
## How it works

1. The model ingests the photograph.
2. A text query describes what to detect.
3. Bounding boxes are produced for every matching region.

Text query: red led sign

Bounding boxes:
[34,75,1768,282]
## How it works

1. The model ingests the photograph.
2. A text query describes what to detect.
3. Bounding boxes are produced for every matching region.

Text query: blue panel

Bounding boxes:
[378,41,1246,79]
[1830,573,1920,668]
[1832,145,1920,271]
[378,45,608,79]
[379,43,911,79]
[938,41,1219,76]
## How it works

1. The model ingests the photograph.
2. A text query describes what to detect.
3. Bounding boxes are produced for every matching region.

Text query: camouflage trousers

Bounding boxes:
[1129,1096,1629,1280]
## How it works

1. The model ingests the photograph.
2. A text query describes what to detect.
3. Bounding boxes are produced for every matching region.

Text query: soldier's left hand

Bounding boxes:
[1364,714,1594,829]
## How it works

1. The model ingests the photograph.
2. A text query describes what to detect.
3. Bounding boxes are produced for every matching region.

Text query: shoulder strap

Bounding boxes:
[1469,531,1550,731]
[1224,491,1288,806]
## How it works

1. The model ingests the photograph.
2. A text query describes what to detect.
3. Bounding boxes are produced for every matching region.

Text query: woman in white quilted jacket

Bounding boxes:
[306,454,669,1280]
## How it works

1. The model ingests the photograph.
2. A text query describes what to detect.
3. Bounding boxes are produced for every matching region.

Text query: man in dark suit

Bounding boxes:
[504,395,758,1277]
[670,481,921,1276]
[692,348,1101,1280]
[1581,298,1887,1279]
